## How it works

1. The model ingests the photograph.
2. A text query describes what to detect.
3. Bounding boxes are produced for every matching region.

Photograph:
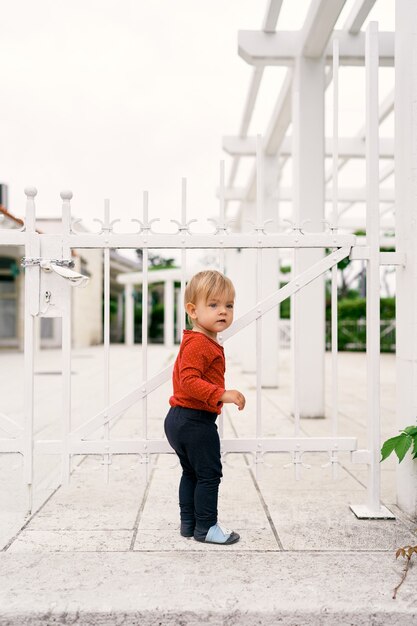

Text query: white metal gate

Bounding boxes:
[0,23,401,519]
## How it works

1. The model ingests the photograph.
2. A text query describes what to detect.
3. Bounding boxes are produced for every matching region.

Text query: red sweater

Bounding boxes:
[169,330,225,414]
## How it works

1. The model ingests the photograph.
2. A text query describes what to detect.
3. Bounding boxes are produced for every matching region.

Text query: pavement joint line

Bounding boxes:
[224,407,285,551]
[129,460,157,550]
[246,464,285,551]
[337,463,368,489]
[1,483,61,552]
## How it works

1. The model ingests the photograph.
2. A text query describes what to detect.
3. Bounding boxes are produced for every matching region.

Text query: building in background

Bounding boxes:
[0,186,141,350]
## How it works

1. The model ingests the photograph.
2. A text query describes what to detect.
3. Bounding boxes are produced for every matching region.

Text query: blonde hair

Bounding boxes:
[185,270,235,325]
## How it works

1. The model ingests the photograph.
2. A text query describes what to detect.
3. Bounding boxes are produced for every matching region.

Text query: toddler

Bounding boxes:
[164,270,245,545]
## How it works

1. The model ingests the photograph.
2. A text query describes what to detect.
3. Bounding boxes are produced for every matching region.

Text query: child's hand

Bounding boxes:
[220,389,246,410]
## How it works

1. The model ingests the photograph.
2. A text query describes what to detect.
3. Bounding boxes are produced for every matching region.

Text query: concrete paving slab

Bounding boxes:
[27,483,143,531]
[274,517,416,551]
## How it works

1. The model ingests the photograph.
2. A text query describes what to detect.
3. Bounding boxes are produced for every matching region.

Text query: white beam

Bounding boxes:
[343,0,377,35]
[238,68,264,139]
[301,0,348,57]
[223,136,257,156]
[238,31,299,66]
[224,135,394,159]
[221,186,394,203]
[279,187,394,203]
[238,30,394,67]
[263,0,284,32]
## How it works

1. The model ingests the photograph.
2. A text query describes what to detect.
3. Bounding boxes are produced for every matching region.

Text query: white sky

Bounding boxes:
[0,0,394,235]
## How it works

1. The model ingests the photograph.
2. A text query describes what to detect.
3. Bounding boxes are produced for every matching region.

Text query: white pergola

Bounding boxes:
[219,0,417,515]
[221,0,395,410]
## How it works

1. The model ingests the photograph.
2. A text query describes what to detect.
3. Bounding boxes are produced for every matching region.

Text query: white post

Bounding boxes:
[23,187,39,514]
[164,279,174,349]
[350,22,393,519]
[331,39,340,478]
[61,191,73,485]
[262,154,279,388]
[395,0,417,517]
[365,22,381,514]
[180,178,187,336]
[255,136,264,472]
[291,55,325,417]
[124,283,134,346]
[236,201,257,373]
[103,199,111,481]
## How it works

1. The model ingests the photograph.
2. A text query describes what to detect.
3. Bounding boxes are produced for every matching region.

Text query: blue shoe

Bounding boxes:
[194,522,240,545]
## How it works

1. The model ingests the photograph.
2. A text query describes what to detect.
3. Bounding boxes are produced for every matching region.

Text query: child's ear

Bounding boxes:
[186,302,197,319]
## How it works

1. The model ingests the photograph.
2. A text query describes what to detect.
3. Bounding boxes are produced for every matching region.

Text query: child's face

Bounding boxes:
[186,291,234,339]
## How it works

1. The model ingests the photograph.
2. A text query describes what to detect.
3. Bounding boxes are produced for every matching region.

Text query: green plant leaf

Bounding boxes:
[403,426,417,437]
[395,435,413,463]
[412,436,417,459]
[381,435,405,462]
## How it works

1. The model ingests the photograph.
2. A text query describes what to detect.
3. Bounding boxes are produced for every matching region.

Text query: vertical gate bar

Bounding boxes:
[331,39,340,478]
[291,93,301,479]
[23,187,38,514]
[218,161,225,273]
[61,191,73,485]
[217,167,225,438]
[331,39,339,230]
[103,199,111,482]
[180,178,187,336]
[365,21,381,512]
[255,136,263,478]
[23,311,35,512]
[292,249,301,480]
[142,191,149,479]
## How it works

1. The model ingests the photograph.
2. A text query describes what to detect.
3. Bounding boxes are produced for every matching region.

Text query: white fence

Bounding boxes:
[0,23,401,520]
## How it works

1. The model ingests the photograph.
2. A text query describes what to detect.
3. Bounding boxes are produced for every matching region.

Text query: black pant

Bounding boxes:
[164,406,222,534]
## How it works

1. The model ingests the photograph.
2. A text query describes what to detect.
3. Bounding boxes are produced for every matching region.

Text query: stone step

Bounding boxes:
[0,552,415,625]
